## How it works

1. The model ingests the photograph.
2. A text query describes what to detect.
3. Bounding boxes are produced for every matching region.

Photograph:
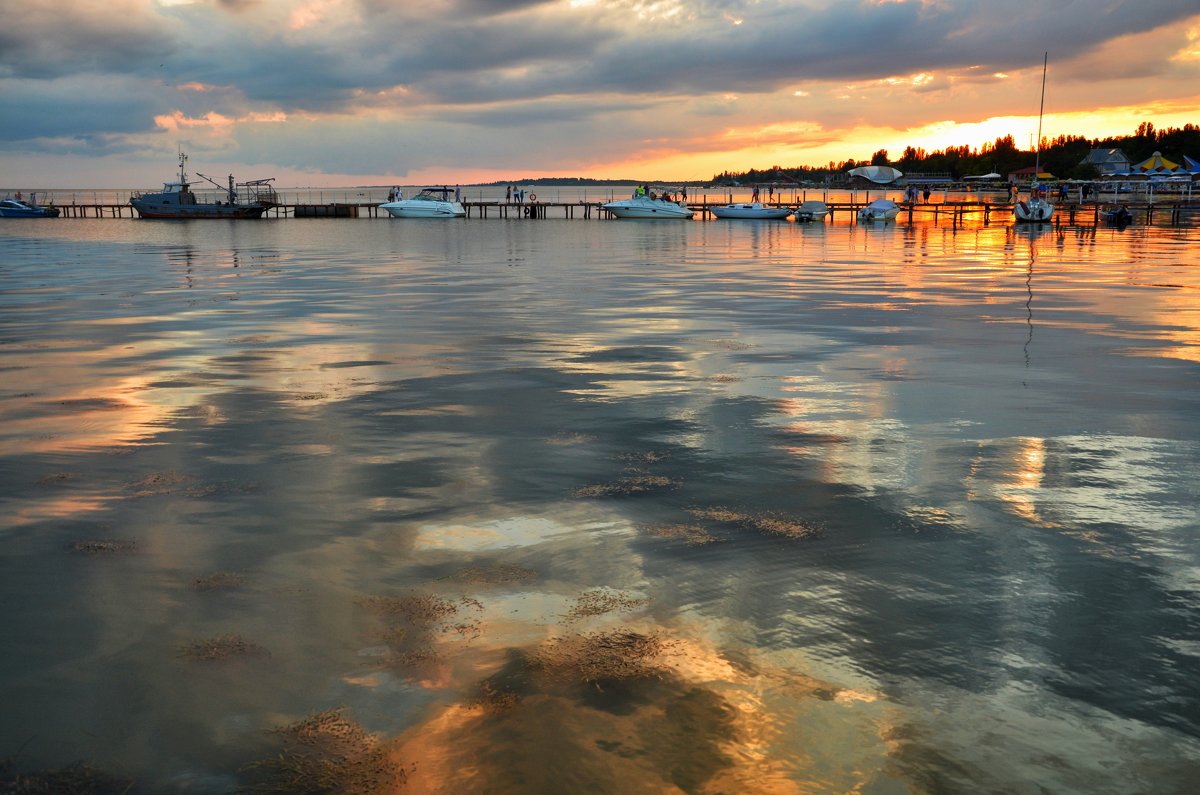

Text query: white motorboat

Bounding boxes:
[380,187,465,218]
[1013,53,1056,224]
[857,198,899,222]
[710,201,791,220]
[603,192,693,219]
[794,200,829,222]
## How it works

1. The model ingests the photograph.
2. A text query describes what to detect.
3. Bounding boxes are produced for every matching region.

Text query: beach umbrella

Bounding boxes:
[1183,155,1200,174]
[1132,151,1181,172]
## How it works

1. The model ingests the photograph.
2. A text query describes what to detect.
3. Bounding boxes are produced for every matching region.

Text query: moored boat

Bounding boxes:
[794,200,829,222]
[130,153,278,219]
[0,197,60,218]
[379,187,466,218]
[1013,53,1056,225]
[1013,191,1055,222]
[603,188,693,219]
[710,202,791,220]
[857,198,899,222]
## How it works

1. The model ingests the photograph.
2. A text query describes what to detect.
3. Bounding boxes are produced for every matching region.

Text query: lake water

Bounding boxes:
[1,213,1198,793]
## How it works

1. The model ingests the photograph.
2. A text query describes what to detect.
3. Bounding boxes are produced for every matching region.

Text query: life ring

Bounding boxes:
[529,193,537,202]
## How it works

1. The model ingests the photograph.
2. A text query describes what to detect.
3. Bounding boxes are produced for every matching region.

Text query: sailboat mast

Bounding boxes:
[1034,52,1047,174]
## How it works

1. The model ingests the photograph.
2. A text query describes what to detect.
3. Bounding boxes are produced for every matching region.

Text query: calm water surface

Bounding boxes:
[1,215,1198,793]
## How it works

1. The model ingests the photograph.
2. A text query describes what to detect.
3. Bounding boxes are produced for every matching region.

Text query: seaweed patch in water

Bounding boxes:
[565,589,648,622]
[0,757,135,795]
[239,708,409,795]
[617,450,669,464]
[192,572,248,591]
[545,432,596,446]
[178,633,268,662]
[572,471,678,498]
[640,523,720,546]
[688,506,821,540]
[70,539,136,555]
[358,593,483,672]
[450,564,538,585]
[530,630,677,687]
[36,472,81,486]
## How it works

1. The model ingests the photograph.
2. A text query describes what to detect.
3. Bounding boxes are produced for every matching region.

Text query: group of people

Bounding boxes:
[504,185,528,205]
[634,184,687,203]
[904,185,933,203]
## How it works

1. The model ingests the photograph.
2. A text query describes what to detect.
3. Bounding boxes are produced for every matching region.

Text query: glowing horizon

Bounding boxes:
[2,3,1198,188]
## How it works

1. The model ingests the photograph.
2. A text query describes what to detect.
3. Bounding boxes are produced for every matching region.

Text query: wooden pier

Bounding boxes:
[45,199,1198,226]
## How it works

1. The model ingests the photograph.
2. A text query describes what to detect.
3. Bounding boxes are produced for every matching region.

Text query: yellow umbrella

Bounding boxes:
[1132,151,1180,172]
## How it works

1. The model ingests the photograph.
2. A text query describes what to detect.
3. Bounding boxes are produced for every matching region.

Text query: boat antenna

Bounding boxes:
[1033,52,1047,177]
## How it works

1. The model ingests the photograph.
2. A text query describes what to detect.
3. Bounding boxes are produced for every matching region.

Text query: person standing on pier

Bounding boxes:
[506,185,512,203]
[455,184,462,203]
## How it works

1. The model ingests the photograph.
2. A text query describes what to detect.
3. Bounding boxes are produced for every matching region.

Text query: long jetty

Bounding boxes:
[44,199,1197,227]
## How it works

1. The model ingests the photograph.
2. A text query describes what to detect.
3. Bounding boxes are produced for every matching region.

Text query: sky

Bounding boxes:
[2,0,1199,188]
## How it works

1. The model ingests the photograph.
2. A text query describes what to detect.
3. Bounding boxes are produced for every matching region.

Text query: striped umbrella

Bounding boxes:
[1132,151,1181,172]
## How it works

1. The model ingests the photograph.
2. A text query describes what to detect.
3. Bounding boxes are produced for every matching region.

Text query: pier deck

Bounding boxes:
[45,199,1197,226]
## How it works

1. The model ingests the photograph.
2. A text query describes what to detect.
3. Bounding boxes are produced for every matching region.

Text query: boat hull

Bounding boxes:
[0,208,60,218]
[130,199,268,219]
[603,199,693,219]
[0,199,60,218]
[857,199,900,222]
[794,202,829,222]
[710,203,792,220]
[380,201,466,218]
[857,209,899,222]
[1013,199,1055,222]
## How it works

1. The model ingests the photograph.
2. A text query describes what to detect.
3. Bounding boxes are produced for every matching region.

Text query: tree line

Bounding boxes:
[711,122,1200,185]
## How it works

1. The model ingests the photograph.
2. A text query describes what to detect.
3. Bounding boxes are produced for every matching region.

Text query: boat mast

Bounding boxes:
[1033,52,1047,176]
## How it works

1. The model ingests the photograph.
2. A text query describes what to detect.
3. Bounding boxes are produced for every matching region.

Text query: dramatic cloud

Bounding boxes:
[1,0,1197,186]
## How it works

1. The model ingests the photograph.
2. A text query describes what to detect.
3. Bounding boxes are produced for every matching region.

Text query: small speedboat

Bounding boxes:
[0,198,60,218]
[793,200,829,222]
[857,198,899,222]
[710,202,791,220]
[379,187,466,218]
[603,193,693,219]
[1102,205,1133,227]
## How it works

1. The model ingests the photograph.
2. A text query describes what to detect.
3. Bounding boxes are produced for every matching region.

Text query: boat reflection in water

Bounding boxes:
[130,152,278,219]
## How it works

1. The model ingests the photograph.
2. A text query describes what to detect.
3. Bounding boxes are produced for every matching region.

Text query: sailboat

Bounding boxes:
[1014,53,1055,223]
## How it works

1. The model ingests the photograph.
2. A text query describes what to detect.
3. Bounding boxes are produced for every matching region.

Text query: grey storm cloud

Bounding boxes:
[0,0,1195,163]
[0,4,174,81]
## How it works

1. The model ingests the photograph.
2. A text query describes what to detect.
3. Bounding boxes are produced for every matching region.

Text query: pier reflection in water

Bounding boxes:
[0,216,1198,792]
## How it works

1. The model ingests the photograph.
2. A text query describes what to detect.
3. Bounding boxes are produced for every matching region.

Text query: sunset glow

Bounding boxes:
[1,2,1198,187]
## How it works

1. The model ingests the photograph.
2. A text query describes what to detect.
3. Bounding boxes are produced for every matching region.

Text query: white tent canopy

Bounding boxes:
[848,165,904,184]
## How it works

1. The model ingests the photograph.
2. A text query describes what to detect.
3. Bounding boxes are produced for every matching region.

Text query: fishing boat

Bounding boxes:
[603,188,693,219]
[130,153,278,219]
[379,187,466,218]
[0,197,60,218]
[1014,53,1056,224]
[857,198,899,222]
[794,200,830,222]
